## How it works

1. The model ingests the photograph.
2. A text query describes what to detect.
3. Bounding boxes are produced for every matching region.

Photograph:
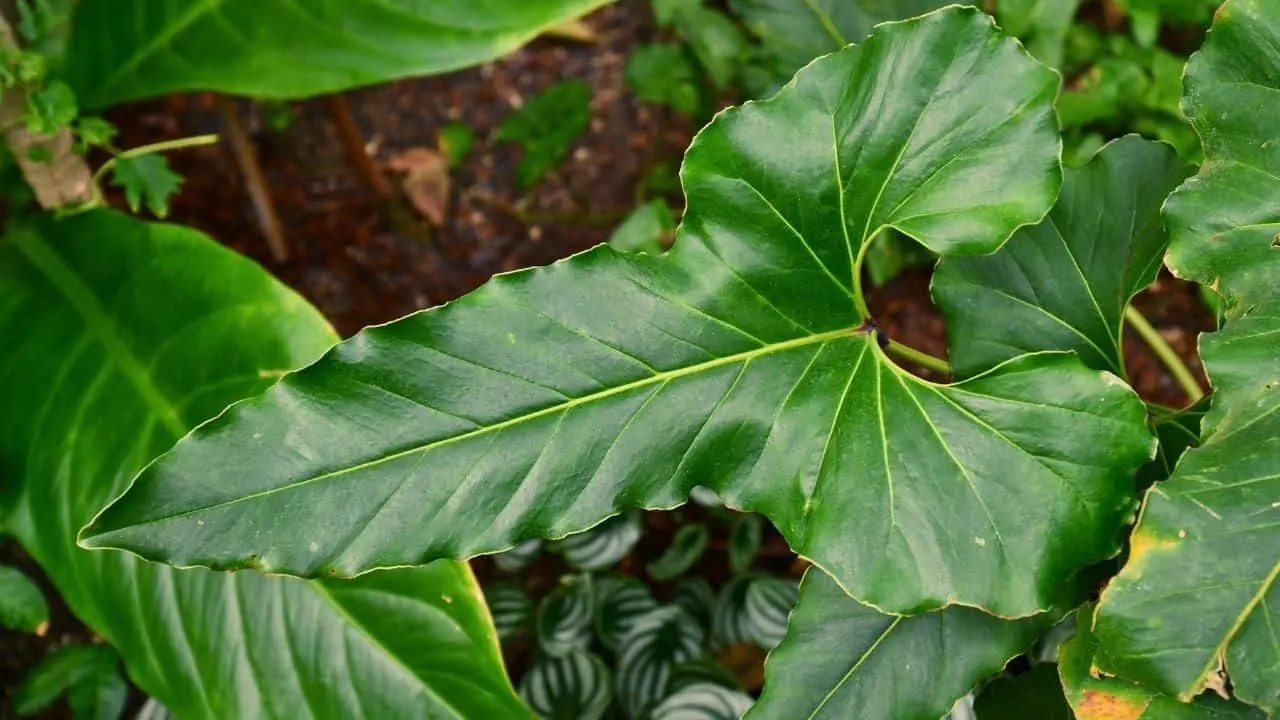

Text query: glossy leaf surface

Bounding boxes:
[651,682,754,720]
[82,8,1150,618]
[1061,608,1266,719]
[749,569,1052,720]
[617,606,705,719]
[934,136,1190,379]
[1093,0,1280,708]
[63,0,612,107]
[0,212,526,719]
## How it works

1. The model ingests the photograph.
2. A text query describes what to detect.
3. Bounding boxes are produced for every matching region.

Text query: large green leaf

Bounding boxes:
[749,569,1053,719]
[62,0,612,108]
[0,211,527,719]
[1092,0,1280,709]
[1061,607,1267,719]
[934,135,1191,379]
[82,8,1151,618]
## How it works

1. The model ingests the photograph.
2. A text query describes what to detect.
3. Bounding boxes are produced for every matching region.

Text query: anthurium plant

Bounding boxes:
[58,1,1280,717]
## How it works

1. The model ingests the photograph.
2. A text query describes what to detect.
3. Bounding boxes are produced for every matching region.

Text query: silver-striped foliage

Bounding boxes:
[536,575,595,657]
[553,511,643,571]
[520,649,612,720]
[651,682,754,720]
[616,606,705,718]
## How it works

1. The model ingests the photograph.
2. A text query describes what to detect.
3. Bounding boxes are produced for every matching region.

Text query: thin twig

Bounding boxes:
[216,96,289,262]
[1124,304,1205,403]
[323,94,394,200]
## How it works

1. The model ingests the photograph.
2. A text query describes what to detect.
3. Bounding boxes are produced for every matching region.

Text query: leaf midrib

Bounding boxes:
[12,230,187,438]
[93,326,866,533]
[93,0,225,101]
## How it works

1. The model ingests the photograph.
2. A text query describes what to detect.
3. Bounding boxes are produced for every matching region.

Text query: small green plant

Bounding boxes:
[485,506,790,719]
[80,4,1280,717]
[496,80,593,189]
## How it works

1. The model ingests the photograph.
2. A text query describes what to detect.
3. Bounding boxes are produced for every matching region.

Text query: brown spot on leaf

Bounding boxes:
[1076,689,1147,720]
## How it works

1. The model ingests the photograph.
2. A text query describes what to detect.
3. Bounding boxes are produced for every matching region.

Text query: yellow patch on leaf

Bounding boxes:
[1075,689,1149,720]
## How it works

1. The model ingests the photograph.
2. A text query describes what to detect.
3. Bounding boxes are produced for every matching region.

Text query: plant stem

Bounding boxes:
[323,94,394,200]
[1124,304,1205,402]
[885,340,951,376]
[216,96,290,263]
[90,134,220,188]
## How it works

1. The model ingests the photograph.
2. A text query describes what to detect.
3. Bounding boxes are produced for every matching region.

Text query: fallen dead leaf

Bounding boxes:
[386,147,450,226]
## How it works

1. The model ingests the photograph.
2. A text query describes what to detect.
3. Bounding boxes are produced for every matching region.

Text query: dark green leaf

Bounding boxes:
[973,665,1071,720]
[934,136,1191,378]
[496,80,591,188]
[14,644,115,716]
[1137,399,1209,490]
[439,123,475,169]
[749,569,1054,720]
[0,563,48,634]
[617,606,705,718]
[672,577,716,630]
[671,5,747,89]
[74,116,117,150]
[727,515,761,575]
[487,581,535,642]
[996,0,1082,68]
[1093,0,1280,708]
[1062,607,1267,719]
[648,523,708,581]
[0,211,527,719]
[521,649,613,720]
[667,658,742,694]
[82,8,1148,620]
[728,0,952,93]
[863,230,933,288]
[625,44,702,117]
[25,80,76,134]
[109,154,182,218]
[538,574,596,656]
[608,200,676,256]
[651,682,754,720]
[63,0,614,107]
[595,576,660,653]
[67,660,127,720]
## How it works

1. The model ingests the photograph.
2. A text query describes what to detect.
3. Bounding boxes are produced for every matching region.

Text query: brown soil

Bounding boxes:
[3,0,1216,713]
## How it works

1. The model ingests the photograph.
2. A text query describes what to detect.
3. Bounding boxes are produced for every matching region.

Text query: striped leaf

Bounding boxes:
[595,576,660,653]
[537,575,596,657]
[668,658,743,695]
[711,577,755,649]
[495,539,543,574]
[617,606,706,718]
[651,682,754,720]
[688,486,721,508]
[554,511,643,572]
[648,524,709,581]
[520,649,613,720]
[742,578,798,650]
[728,516,761,575]
[673,577,716,631]
[487,582,534,642]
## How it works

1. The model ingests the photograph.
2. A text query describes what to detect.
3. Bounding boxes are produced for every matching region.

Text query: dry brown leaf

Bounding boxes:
[386,147,450,226]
